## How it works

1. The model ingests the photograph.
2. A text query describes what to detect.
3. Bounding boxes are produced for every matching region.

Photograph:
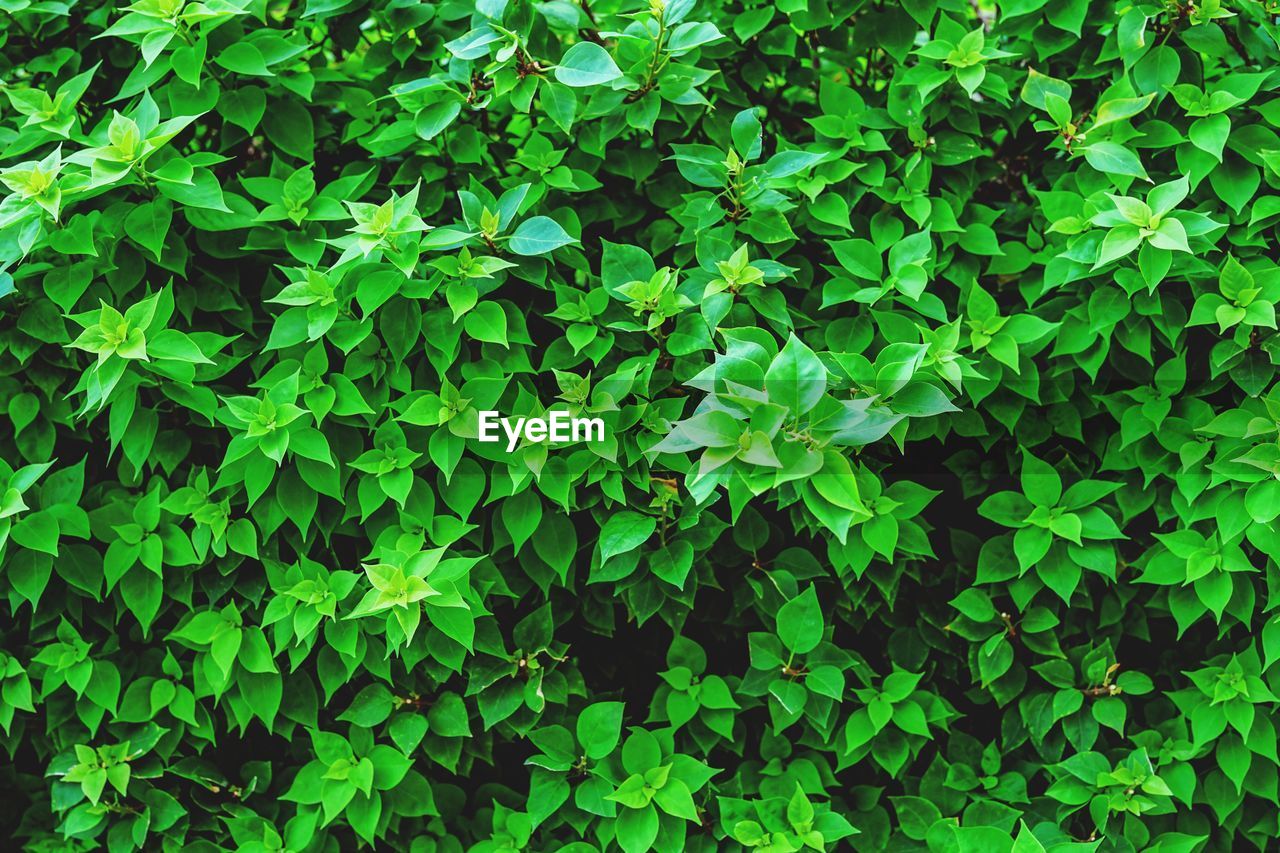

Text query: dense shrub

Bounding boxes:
[3,0,1280,849]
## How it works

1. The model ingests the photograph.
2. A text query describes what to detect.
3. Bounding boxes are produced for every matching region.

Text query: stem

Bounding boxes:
[580,0,605,44]
[635,11,668,96]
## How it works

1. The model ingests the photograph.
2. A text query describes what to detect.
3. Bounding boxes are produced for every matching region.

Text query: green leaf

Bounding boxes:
[507,216,577,256]
[554,43,623,87]
[263,99,315,160]
[614,803,660,853]
[1021,69,1072,110]
[891,796,943,841]
[599,511,655,562]
[1020,451,1062,506]
[576,702,624,760]
[1011,821,1048,852]
[1091,94,1154,131]
[1094,225,1143,268]
[776,585,823,655]
[765,334,827,415]
[123,199,172,260]
[217,87,267,133]
[1082,142,1149,180]
[652,778,698,820]
[463,301,508,346]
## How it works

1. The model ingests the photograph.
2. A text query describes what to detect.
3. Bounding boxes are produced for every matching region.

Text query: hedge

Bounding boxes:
[3,0,1280,850]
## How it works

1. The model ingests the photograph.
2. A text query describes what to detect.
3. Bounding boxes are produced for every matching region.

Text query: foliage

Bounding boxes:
[2,0,1280,850]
